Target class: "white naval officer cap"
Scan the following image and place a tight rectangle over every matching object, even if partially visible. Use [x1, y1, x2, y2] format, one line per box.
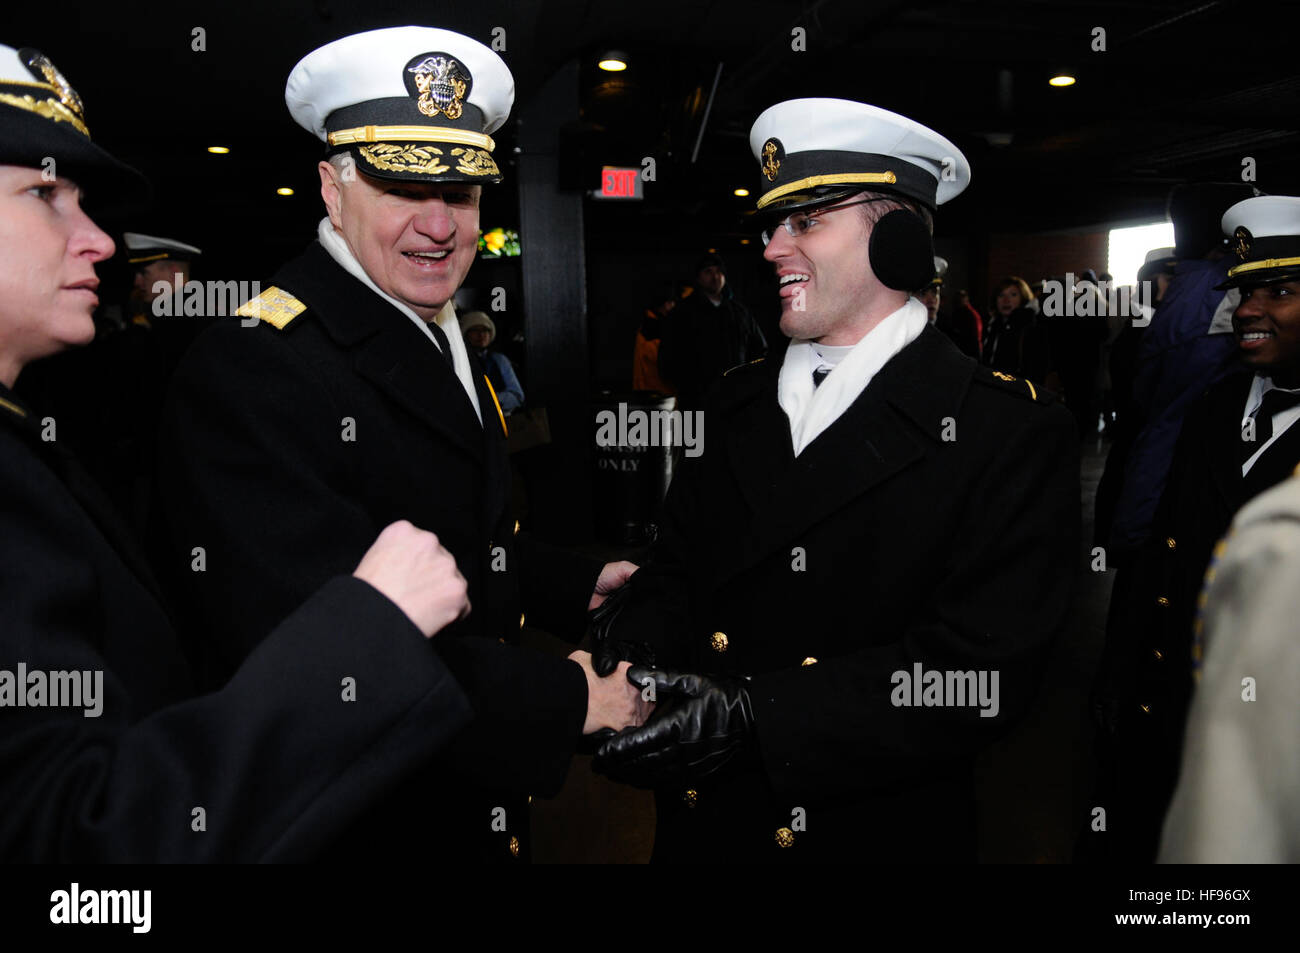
[1219, 195, 1300, 288]
[123, 232, 202, 265]
[748, 98, 971, 214]
[931, 256, 949, 285]
[285, 26, 514, 184]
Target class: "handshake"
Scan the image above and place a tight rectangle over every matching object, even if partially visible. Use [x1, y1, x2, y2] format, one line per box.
[354, 529, 758, 789]
[568, 587, 759, 789]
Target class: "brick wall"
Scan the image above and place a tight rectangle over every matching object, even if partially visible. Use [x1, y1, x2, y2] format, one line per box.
[983, 230, 1109, 309]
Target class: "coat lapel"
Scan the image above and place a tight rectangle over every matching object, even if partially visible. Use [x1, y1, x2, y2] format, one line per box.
[278, 243, 484, 462]
[716, 328, 970, 588]
[1244, 401, 1300, 500]
[723, 360, 794, 515]
[472, 357, 511, 528]
[1206, 372, 1254, 509]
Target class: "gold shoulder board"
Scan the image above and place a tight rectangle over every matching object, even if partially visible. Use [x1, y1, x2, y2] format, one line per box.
[987, 369, 1038, 401]
[235, 286, 306, 329]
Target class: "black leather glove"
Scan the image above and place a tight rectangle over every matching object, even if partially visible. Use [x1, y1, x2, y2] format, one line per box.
[593, 666, 757, 788]
[587, 583, 656, 677]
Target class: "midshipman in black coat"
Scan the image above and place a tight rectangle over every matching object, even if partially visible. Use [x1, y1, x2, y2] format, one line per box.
[593, 98, 1080, 861]
[1093, 193, 1300, 861]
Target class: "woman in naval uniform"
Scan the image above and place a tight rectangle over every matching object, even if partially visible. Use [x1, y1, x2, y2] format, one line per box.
[0, 43, 475, 862]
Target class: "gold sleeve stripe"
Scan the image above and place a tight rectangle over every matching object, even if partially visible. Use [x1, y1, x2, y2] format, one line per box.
[0, 395, 29, 418]
[1025, 380, 1038, 401]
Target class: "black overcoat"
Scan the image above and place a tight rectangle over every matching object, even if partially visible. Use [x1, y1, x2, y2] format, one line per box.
[1098, 369, 1300, 859]
[0, 385, 470, 861]
[611, 327, 1080, 862]
[158, 242, 600, 862]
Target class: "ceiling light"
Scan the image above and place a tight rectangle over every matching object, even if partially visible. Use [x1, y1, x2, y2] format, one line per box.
[598, 51, 628, 72]
[733, 188, 750, 197]
[1049, 74, 1076, 87]
[276, 187, 294, 196]
[207, 146, 230, 154]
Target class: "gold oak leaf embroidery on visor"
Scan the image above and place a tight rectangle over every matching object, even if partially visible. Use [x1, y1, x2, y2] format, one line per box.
[0, 92, 89, 136]
[451, 147, 499, 176]
[358, 144, 449, 175]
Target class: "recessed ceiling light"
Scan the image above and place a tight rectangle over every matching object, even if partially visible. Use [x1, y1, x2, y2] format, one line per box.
[1049, 74, 1076, 87]
[207, 146, 230, 154]
[276, 187, 294, 196]
[598, 51, 628, 72]
[733, 188, 750, 197]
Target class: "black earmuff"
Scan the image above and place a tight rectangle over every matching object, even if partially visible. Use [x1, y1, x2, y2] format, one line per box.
[868, 208, 936, 292]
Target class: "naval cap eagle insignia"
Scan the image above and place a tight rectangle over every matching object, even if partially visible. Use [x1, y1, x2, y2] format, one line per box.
[19, 48, 85, 119]
[405, 53, 470, 120]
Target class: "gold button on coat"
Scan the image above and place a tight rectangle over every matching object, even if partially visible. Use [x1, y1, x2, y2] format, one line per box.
[1165, 537, 1176, 550]
[801, 657, 818, 667]
[683, 789, 698, 807]
[508, 836, 520, 857]
[1155, 596, 1170, 607]
[1152, 649, 1163, 660]
[775, 827, 795, 848]
[710, 631, 728, 652]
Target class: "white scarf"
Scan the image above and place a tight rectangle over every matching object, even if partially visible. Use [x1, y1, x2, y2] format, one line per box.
[316, 217, 482, 423]
[778, 297, 927, 456]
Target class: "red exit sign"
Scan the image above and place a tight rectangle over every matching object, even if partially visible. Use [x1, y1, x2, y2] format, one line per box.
[595, 166, 643, 200]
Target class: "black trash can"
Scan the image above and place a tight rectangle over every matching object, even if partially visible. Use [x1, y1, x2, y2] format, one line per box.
[591, 391, 677, 544]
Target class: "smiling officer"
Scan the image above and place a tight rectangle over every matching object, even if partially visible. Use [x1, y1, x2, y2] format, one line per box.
[1096, 193, 1300, 862]
[592, 99, 1079, 862]
[158, 26, 646, 863]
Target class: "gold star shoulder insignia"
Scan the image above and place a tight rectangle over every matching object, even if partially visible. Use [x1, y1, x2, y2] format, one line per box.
[235, 286, 306, 329]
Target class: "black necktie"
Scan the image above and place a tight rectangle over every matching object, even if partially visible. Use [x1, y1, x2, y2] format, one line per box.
[1242, 388, 1300, 463]
[812, 367, 830, 389]
[427, 319, 456, 371]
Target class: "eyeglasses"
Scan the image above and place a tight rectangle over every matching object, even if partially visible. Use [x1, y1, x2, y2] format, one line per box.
[759, 196, 893, 246]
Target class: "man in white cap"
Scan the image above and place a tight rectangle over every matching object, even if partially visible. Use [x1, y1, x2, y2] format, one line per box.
[1098, 194, 1300, 862]
[916, 255, 946, 325]
[158, 26, 644, 863]
[123, 232, 202, 327]
[592, 99, 1079, 862]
